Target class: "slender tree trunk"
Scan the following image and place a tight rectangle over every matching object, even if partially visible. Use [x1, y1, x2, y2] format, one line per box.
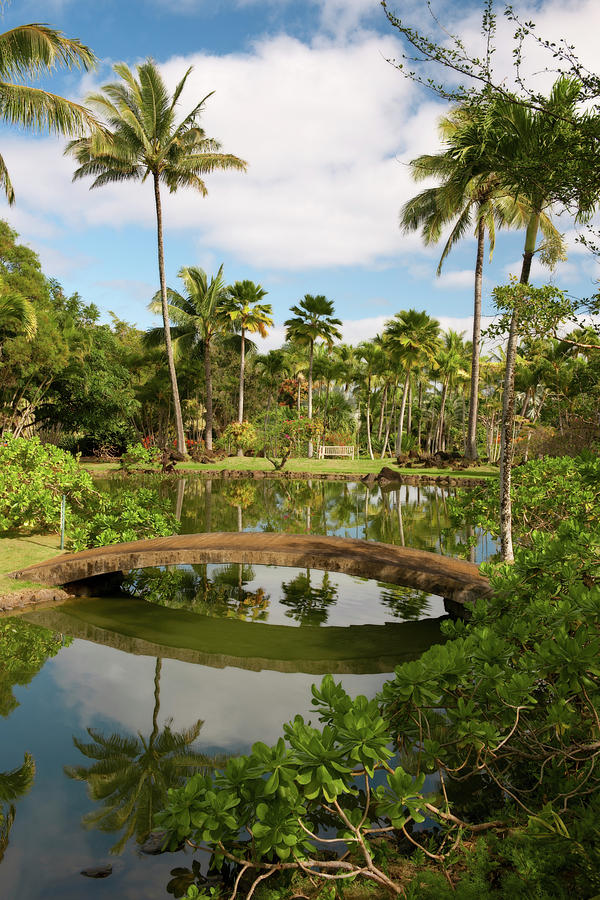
[395, 372, 410, 455]
[407, 378, 412, 440]
[308, 340, 314, 458]
[238, 326, 245, 423]
[237, 326, 246, 456]
[204, 337, 214, 451]
[435, 377, 449, 453]
[417, 379, 423, 451]
[466, 215, 485, 460]
[153, 174, 186, 457]
[366, 372, 374, 460]
[499, 212, 539, 562]
[377, 382, 387, 441]
[381, 380, 398, 458]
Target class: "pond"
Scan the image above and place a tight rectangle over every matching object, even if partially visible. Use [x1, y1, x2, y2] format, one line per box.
[0, 477, 491, 898]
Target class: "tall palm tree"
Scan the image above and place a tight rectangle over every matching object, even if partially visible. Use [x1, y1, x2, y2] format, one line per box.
[0, 24, 98, 204]
[284, 295, 342, 458]
[383, 309, 440, 455]
[146, 265, 232, 452]
[452, 79, 576, 559]
[66, 60, 247, 456]
[223, 280, 273, 427]
[400, 108, 558, 461]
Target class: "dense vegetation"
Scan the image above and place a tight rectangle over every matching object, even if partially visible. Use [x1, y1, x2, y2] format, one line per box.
[1, 3, 600, 897]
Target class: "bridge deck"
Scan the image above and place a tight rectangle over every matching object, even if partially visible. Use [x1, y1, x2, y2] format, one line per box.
[12, 532, 490, 606]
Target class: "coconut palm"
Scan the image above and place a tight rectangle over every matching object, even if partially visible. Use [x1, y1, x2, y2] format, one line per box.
[223, 280, 273, 429]
[400, 107, 560, 461]
[146, 265, 232, 451]
[0, 24, 98, 205]
[284, 295, 342, 458]
[452, 79, 576, 559]
[383, 310, 441, 455]
[66, 59, 246, 456]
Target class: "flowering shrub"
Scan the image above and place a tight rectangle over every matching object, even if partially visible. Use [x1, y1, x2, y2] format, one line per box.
[220, 421, 257, 453]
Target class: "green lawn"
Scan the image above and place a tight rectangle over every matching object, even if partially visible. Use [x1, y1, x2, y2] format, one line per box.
[0, 534, 64, 594]
[84, 456, 498, 478]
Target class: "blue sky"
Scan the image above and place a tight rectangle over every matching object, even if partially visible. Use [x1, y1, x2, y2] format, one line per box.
[1, 0, 599, 349]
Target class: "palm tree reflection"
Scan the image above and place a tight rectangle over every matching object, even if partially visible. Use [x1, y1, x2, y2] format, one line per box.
[65, 657, 224, 854]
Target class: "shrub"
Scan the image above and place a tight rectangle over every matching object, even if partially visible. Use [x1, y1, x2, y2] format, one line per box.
[0, 436, 94, 532]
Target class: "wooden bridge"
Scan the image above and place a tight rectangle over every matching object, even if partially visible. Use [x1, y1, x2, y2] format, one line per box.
[12, 532, 490, 607]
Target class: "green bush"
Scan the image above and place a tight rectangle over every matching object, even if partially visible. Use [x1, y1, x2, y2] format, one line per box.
[0, 435, 94, 531]
[68, 488, 178, 551]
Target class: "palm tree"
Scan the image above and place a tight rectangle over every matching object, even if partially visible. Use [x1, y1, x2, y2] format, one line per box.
[453, 79, 576, 559]
[383, 309, 441, 455]
[400, 107, 558, 461]
[146, 265, 232, 451]
[223, 280, 273, 430]
[0, 24, 98, 204]
[0, 286, 37, 348]
[254, 349, 291, 413]
[66, 59, 247, 456]
[284, 295, 342, 458]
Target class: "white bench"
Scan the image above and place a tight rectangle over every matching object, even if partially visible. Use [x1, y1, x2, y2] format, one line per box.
[318, 445, 355, 460]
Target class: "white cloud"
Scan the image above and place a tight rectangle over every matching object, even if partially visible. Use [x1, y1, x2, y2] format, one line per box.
[434, 269, 481, 290]
[0, 32, 447, 271]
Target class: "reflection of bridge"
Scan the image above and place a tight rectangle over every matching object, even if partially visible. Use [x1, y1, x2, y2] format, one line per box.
[13, 532, 490, 607]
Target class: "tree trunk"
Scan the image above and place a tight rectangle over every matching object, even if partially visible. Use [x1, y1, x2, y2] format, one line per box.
[153, 174, 186, 457]
[499, 212, 539, 562]
[204, 337, 214, 451]
[395, 372, 410, 455]
[381, 380, 398, 458]
[435, 377, 449, 453]
[366, 371, 374, 460]
[307, 339, 314, 458]
[237, 326, 246, 455]
[466, 215, 485, 460]
[377, 382, 388, 441]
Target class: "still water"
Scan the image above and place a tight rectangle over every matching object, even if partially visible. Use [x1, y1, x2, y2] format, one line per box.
[0, 477, 490, 898]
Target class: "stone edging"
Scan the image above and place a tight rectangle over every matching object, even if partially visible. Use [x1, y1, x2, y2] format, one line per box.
[0, 587, 73, 614]
[187, 468, 491, 487]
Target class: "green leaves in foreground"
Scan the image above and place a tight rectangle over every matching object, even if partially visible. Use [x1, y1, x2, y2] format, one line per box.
[157, 675, 428, 896]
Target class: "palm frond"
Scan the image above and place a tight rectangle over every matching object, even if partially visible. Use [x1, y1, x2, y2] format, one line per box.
[0, 25, 96, 79]
[0, 81, 101, 135]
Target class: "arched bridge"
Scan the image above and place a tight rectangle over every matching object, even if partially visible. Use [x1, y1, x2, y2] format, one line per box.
[12, 532, 490, 607]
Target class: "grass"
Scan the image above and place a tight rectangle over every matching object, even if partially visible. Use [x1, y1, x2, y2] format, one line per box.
[83, 456, 498, 478]
[0, 533, 63, 594]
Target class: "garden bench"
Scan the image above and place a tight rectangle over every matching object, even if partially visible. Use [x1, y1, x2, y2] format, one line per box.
[318, 445, 355, 460]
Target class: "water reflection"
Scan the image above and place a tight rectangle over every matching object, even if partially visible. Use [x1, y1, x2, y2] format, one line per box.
[122, 565, 271, 622]
[65, 657, 221, 854]
[0, 617, 65, 866]
[97, 476, 491, 562]
[280, 570, 338, 626]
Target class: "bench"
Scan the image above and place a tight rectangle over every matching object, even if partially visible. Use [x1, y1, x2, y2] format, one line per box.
[318, 445, 355, 460]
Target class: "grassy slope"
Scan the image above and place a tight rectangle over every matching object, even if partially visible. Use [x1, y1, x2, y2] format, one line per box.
[0, 534, 63, 593]
[83, 457, 498, 477]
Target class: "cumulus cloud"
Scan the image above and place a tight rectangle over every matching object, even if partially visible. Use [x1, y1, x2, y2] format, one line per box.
[0, 31, 447, 272]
